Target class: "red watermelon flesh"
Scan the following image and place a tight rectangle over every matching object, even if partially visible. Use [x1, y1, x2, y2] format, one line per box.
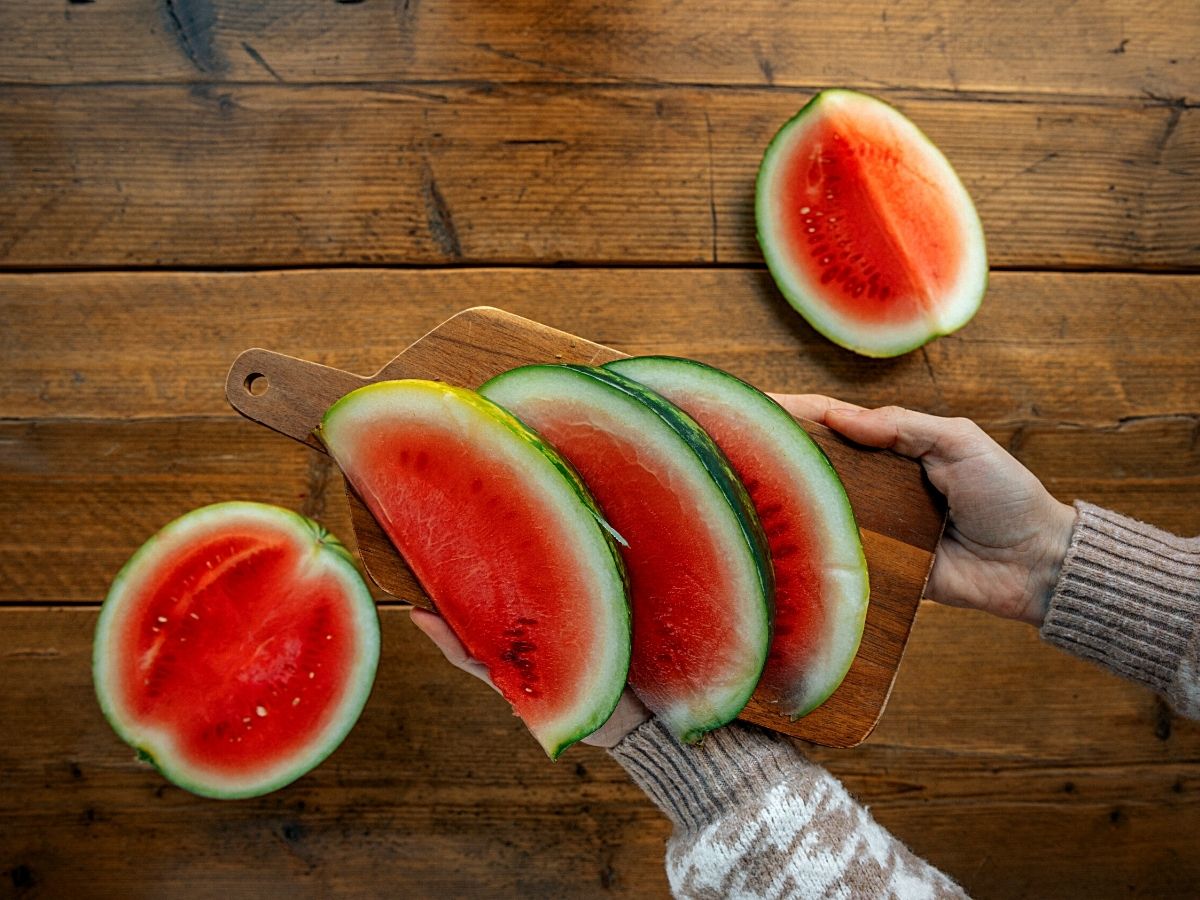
[757, 89, 987, 357]
[93, 502, 379, 799]
[319, 380, 630, 759]
[480, 364, 772, 743]
[606, 357, 869, 717]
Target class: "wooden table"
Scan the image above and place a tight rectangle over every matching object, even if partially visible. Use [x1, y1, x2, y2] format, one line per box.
[1, 3, 1197, 897]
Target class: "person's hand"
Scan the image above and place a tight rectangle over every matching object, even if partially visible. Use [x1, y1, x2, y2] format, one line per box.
[410, 607, 650, 748]
[772, 395, 1076, 626]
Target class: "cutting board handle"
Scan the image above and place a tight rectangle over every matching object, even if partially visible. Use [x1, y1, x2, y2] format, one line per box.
[225, 348, 368, 445]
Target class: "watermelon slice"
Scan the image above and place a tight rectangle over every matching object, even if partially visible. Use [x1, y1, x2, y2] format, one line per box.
[606, 357, 869, 717]
[93, 502, 380, 799]
[757, 89, 987, 357]
[319, 379, 630, 759]
[480, 364, 772, 743]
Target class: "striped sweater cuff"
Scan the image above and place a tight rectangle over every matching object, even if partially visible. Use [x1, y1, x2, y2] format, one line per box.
[1041, 501, 1200, 714]
[608, 718, 812, 832]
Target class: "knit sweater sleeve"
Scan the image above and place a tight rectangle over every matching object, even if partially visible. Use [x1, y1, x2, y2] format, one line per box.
[1040, 501, 1200, 718]
[609, 719, 967, 899]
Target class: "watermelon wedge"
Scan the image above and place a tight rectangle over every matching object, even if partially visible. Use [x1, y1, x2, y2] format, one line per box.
[757, 89, 987, 357]
[480, 364, 772, 743]
[93, 502, 380, 799]
[319, 380, 630, 759]
[606, 357, 869, 717]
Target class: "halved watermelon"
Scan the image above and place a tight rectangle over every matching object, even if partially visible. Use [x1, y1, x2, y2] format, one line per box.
[319, 379, 629, 759]
[480, 364, 772, 743]
[606, 357, 869, 717]
[757, 89, 987, 357]
[93, 502, 380, 799]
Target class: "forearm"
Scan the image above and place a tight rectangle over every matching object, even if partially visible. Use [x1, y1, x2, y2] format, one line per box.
[1041, 501, 1200, 718]
[610, 719, 966, 899]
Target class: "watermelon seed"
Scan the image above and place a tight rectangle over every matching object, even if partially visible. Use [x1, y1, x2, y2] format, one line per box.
[189, 613, 199, 620]
[325, 634, 333, 640]
[157, 616, 168, 623]
[800, 206, 810, 214]
[243, 716, 251, 724]
[292, 697, 300, 707]
[308, 671, 315, 679]
[256, 706, 268, 717]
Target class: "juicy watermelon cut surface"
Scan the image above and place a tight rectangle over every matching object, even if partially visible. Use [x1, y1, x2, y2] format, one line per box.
[757, 89, 987, 357]
[480, 364, 772, 743]
[93, 502, 380, 799]
[319, 380, 629, 759]
[606, 357, 869, 717]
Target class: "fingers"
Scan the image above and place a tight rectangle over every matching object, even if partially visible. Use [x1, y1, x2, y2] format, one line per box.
[767, 394, 985, 463]
[825, 406, 979, 461]
[410, 607, 496, 689]
[768, 393, 865, 423]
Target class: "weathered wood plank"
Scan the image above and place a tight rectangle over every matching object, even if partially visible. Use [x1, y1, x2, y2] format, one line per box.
[1, 605, 1195, 898]
[2, 410, 1196, 604]
[0, 0, 1195, 103]
[0, 419, 361, 604]
[3, 270, 1197, 426]
[0, 87, 1194, 269]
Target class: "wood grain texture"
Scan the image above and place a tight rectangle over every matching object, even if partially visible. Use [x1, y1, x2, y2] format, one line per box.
[1, 86, 1195, 269]
[4, 411, 1196, 603]
[1, 0, 1195, 102]
[1, 605, 1196, 899]
[4, 269, 1198, 426]
[226, 307, 945, 748]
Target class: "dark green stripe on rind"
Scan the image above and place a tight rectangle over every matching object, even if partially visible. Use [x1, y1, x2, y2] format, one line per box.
[480, 365, 773, 742]
[605, 356, 869, 717]
[320, 380, 630, 759]
[561, 365, 774, 613]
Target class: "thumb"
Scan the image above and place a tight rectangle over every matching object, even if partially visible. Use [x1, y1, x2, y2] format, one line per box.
[825, 406, 974, 461]
[410, 607, 497, 690]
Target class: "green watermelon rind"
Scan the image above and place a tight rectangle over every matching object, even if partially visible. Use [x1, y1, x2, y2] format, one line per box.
[756, 88, 989, 358]
[605, 356, 869, 718]
[480, 364, 773, 744]
[93, 501, 381, 800]
[320, 380, 631, 760]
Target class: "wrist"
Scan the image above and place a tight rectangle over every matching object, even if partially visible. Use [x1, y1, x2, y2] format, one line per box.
[1025, 499, 1076, 626]
[581, 691, 650, 749]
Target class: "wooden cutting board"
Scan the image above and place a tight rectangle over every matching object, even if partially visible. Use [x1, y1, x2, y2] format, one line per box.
[226, 306, 945, 748]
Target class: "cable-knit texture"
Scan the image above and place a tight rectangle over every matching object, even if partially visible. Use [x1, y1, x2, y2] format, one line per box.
[607, 504, 1200, 898]
[1041, 501, 1200, 717]
[610, 719, 967, 899]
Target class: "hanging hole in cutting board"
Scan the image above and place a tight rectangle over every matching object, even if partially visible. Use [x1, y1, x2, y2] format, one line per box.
[244, 373, 269, 396]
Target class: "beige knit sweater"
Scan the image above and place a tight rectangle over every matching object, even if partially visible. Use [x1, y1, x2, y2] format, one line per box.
[610, 502, 1200, 899]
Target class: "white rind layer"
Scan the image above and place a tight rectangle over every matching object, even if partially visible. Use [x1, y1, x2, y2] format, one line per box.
[93, 501, 380, 799]
[757, 89, 988, 358]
